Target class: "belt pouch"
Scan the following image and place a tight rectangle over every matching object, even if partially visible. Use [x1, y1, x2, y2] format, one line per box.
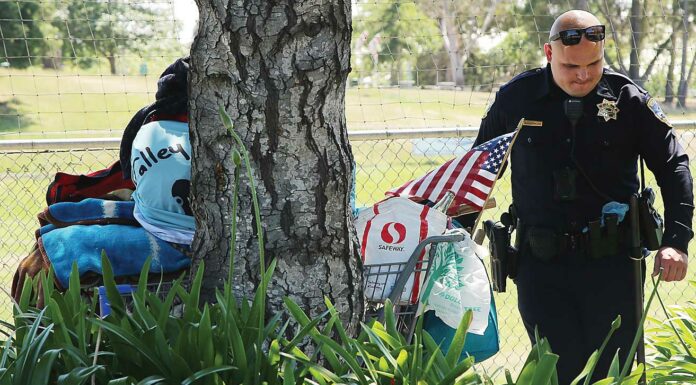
[527, 228, 559, 261]
[604, 213, 619, 256]
[588, 220, 602, 259]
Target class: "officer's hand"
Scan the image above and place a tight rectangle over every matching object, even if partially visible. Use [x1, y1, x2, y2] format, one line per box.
[652, 247, 688, 282]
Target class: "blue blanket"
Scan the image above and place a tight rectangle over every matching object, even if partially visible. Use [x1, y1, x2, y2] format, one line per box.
[42, 198, 137, 226]
[37, 199, 190, 288]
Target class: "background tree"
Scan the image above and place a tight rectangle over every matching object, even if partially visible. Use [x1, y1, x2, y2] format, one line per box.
[352, 2, 440, 85]
[189, 0, 363, 331]
[0, 1, 44, 69]
[665, 0, 680, 104]
[52, 0, 178, 74]
[594, 0, 678, 88]
[415, 0, 505, 86]
[675, 0, 696, 107]
[499, 0, 684, 94]
[36, 2, 64, 70]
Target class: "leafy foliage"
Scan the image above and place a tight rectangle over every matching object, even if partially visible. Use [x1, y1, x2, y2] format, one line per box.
[645, 280, 696, 384]
[0, 108, 688, 384]
[0, 2, 44, 68]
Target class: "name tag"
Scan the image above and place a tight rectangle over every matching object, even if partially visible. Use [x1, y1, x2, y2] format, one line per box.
[522, 119, 543, 127]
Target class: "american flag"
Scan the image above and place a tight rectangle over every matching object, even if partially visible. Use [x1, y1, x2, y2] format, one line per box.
[386, 132, 515, 215]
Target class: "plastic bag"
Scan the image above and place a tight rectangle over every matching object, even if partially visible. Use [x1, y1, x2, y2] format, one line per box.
[419, 228, 491, 334]
[356, 197, 447, 303]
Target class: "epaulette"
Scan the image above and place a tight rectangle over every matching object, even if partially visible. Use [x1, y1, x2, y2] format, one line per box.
[499, 67, 544, 93]
[602, 68, 648, 95]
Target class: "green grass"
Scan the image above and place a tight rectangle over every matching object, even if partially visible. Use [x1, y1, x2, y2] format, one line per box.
[4, 66, 696, 136]
[0, 68, 154, 138]
[1, 67, 696, 377]
[346, 86, 494, 130]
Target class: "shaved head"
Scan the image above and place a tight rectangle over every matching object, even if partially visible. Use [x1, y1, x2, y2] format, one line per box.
[544, 10, 604, 97]
[549, 10, 602, 42]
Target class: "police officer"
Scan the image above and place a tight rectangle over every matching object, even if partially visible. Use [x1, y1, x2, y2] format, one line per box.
[473, 10, 694, 384]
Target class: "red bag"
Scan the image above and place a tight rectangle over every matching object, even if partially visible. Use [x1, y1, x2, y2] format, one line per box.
[46, 161, 134, 205]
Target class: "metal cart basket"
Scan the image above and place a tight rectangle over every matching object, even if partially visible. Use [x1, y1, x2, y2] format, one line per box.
[363, 232, 465, 341]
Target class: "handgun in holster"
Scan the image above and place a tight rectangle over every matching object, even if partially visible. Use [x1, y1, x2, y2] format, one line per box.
[637, 187, 663, 251]
[484, 211, 519, 293]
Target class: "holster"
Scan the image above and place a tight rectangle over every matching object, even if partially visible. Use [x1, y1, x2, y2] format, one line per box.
[638, 187, 663, 251]
[484, 219, 519, 293]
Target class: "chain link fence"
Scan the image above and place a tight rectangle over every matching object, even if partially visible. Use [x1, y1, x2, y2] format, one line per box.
[2, 0, 696, 377]
[2, 123, 695, 375]
[352, 123, 696, 373]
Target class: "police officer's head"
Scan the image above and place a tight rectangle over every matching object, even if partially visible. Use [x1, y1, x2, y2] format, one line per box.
[544, 10, 604, 97]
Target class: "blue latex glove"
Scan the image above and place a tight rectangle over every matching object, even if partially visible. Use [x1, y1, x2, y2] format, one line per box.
[582, 201, 629, 232]
[601, 201, 629, 226]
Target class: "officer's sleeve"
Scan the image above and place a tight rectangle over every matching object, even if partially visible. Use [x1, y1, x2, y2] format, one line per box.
[472, 92, 509, 148]
[635, 91, 694, 254]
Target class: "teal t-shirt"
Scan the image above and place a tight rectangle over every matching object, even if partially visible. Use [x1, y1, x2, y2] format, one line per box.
[131, 120, 195, 243]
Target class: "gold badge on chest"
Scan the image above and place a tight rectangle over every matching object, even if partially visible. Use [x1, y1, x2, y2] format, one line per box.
[596, 98, 619, 122]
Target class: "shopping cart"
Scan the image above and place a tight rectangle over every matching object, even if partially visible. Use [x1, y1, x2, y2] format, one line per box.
[363, 232, 465, 342]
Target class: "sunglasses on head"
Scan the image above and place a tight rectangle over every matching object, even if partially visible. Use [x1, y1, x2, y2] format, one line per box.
[550, 25, 605, 45]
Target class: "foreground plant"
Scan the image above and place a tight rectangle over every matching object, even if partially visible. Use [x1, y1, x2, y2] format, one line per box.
[0, 106, 674, 384]
[644, 280, 696, 385]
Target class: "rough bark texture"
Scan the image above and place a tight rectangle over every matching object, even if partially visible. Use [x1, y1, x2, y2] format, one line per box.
[188, 0, 363, 333]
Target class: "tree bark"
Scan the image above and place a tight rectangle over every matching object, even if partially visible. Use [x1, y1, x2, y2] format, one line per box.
[189, 0, 363, 333]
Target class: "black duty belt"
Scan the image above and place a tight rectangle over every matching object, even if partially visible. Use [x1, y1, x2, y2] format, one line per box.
[523, 223, 631, 261]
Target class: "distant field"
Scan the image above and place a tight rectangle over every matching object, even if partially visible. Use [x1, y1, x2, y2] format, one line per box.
[0, 68, 493, 138]
[5, 67, 696, 139]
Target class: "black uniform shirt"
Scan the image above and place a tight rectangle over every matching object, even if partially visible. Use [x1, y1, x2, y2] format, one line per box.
[475, 64, 694, 253]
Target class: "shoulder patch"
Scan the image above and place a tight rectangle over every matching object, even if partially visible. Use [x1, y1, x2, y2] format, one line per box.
[646, 97, 672, 127]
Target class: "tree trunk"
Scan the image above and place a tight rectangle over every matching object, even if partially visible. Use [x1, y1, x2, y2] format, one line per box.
[439, 0, 464, 85]
[575, 0, 589, 10]
[629, 0, 643, 85]
[107, 55, 117, 75]
[665, 28, 677, 104]
[390, 60, 401, 85]
[677, 0, 689, 108]
[189, 0, 363, 333]
[665, 0, 680, 104]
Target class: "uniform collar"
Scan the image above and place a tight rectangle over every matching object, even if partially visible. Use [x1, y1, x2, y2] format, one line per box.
[594, 70, 617, 100]
[539, 64, 617, 101]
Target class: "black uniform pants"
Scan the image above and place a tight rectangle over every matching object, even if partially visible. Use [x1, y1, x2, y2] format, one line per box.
[515, 251, 644, 385]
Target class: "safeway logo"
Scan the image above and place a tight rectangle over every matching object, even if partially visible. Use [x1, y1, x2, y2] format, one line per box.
[380, 222, 407, 244]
